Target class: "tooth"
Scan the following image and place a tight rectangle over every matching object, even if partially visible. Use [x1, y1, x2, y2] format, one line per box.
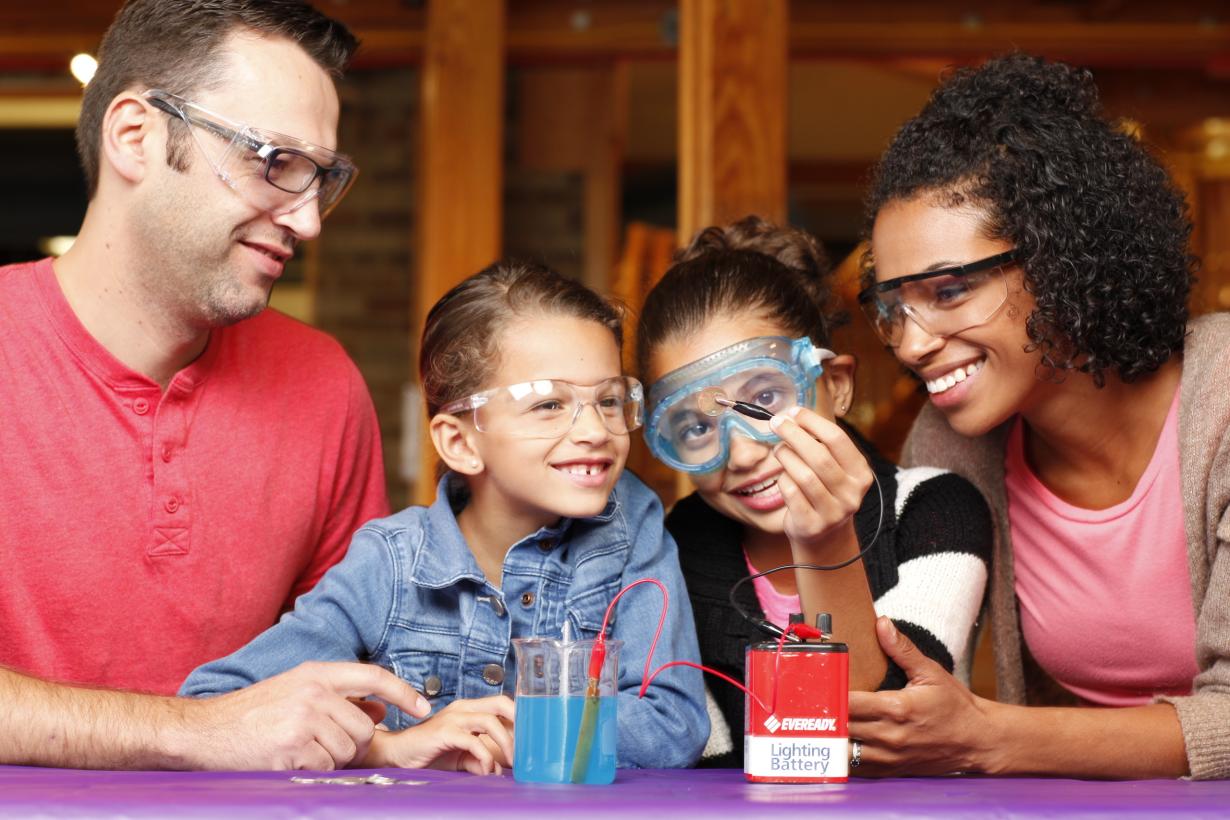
[954, 367, 966, 382]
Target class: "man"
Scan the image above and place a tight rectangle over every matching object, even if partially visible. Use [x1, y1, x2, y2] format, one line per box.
[0, 0, 429, 769]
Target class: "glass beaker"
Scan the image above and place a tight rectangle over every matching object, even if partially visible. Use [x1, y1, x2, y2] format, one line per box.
[511, 637, 621, 785]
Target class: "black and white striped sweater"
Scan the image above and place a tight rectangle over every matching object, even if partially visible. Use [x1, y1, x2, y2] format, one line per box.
[666, 428, 992, 767]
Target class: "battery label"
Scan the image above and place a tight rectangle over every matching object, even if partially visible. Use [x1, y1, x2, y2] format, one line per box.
[744, 736, 848, 778]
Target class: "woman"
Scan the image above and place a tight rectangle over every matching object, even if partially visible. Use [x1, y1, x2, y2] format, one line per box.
[637, 216, 991, 767]
[852, 53, 1229, 779]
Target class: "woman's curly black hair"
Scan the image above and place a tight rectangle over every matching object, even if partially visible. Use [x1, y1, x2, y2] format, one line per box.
[862, 53, 1196, 386]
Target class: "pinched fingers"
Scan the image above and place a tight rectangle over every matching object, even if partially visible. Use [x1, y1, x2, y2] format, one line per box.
[773, 444, 847, 521]
[772, 407, 872, 478]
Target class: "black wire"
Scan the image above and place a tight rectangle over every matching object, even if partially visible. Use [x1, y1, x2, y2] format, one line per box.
[727, 465, 885, 642]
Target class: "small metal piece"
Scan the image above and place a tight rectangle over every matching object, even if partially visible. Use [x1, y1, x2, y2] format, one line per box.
[482, 663, 505, 686]
[696, 387, 725, 416]
[816, 612, 834, 638]
[422, 674, 443, 697]
[520, 591, 535, 607]
[291, 774, 430, 786]
[478, 594, 507, 617]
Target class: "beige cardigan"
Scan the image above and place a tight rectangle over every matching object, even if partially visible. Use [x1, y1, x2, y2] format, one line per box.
[902, 313, 1230, 780]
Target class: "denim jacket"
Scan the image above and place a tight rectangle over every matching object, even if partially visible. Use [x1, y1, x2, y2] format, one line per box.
[182, 471, 708, 769]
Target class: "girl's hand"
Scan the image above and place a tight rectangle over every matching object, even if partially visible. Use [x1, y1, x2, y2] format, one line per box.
[359, 695, 516, 775]
[769, 407, 874, 557]
[847, 617, 995, 776]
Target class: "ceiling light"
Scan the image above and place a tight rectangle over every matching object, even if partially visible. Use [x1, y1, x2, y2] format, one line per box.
[70, 53, 98, 86]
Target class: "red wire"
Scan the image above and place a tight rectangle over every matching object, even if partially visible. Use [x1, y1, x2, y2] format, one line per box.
[597, 577, 774, 714]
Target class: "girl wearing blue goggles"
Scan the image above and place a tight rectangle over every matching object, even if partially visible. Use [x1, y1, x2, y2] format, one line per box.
[635, 217, 992, 771]
[645, 335, 835, 474]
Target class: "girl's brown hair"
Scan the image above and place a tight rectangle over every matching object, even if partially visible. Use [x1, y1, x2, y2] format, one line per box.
[419, 260, 623, 418]
[635, 215, 840, 381]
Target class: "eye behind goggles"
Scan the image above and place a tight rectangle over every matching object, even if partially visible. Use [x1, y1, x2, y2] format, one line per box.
[644, 336, 833, 474]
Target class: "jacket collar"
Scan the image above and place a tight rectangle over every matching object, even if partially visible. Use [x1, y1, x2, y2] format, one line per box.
[411, 473, 621, 589]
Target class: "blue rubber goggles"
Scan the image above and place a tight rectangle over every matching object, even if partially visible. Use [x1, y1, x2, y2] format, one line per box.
[645, 336, 834, 473]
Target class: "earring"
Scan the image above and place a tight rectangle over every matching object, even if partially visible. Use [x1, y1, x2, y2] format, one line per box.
[469, 459, 480, 469]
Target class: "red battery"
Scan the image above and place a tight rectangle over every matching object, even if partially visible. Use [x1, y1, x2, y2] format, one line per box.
[744, 638, 849, 783]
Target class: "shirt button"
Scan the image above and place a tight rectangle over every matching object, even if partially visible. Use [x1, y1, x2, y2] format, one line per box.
[520, 592, 535, 607]
[423, 675, 442, 697]
[482, 664, 504, 686]
[164, 496, 180, 513]
[538, 539, 555, 552]
[161, 444, 174, 463]
[133, 398, 150, 415]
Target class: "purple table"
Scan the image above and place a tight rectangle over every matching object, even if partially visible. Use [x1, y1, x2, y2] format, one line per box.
[1, 766, 1224, 818]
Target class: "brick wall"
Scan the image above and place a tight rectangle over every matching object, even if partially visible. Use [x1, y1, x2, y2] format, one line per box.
[313, 68, 587, 510]
[315, 68, 418, 509]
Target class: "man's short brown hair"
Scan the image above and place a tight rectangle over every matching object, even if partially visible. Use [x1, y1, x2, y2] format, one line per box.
[76, 0, 358, 197]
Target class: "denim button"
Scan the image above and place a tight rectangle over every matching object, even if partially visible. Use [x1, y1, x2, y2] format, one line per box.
[482, 664, 504, 686]
[538, 539, 554, 552]
[133, 398, 150, 415]
[423, 675, 442, 697]
[520, 592, 535, 607]
[490, 597, 506, 617]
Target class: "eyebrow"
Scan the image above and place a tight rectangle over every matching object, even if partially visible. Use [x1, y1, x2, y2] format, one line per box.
[918, 261, 964, 273]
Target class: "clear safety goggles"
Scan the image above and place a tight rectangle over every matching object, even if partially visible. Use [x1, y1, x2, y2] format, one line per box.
[144, 89, 357, 220]
[440, 377, 644, 439]
[857, 249, 1017, 347]
[645, 336, 834, 473]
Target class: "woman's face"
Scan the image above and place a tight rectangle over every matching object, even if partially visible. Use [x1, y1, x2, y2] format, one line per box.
[870, 196, 1043, 437]
[647, 312, 853, 535]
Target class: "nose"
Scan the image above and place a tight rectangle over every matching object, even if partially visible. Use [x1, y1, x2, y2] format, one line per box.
[568, 402, 612, 444]
[726, 428, 770, 472]
[894, 310, 945, 367]
[273, 196, 323, 241]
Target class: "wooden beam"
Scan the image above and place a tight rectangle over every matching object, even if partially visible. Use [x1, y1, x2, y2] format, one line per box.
[678, 0, 788, 239]
[515, 66, 627, 290]
[8, 2, 1230, 70]
[672, 0, 787, 502]
[413, 0, 506, 505]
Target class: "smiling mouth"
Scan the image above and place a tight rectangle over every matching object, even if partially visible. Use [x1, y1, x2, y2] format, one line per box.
[925, 358, 984, 395]
[554, 462, 609, 477]
[243, 242, 290, 262]
[734, 476, 779, 497]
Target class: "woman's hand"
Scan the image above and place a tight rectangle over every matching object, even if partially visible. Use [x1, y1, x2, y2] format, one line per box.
[769, 407, 874, 557]
[359, 694, 516, 775]
[848, 617, 997, 776]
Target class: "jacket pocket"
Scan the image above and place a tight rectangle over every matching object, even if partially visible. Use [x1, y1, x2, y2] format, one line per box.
[388, 649, 460, 728]
[565, 580, 622, 638]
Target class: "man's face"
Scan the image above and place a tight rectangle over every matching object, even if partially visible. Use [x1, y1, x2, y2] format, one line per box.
[134, 30, 341, 328]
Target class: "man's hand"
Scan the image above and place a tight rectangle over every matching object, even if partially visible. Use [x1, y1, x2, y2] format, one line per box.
[361, 695, 515, 775]
[847, 617, 994, 776]
[176, 662, 431, 771]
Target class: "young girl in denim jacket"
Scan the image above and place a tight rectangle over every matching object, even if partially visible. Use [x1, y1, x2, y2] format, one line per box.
[182, 261, 708, 773]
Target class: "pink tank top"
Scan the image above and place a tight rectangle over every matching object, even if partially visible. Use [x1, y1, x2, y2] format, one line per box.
[1005, 389, 1197, 705]
[746, 551, 801, 630]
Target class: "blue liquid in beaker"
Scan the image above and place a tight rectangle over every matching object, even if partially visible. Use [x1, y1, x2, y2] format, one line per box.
[513, 695, 617, 784]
